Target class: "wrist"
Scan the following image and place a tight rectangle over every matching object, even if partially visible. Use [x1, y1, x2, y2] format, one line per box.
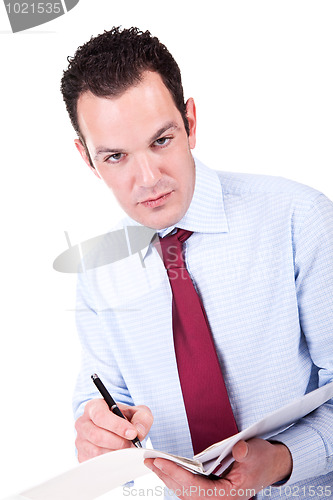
[269, 441, 293, 484]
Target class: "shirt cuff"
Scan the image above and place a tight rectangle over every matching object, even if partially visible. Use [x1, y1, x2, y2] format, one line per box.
[269, 422, 327, 486]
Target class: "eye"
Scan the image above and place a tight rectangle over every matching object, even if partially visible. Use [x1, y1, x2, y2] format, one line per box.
[105, 153, 125, 163]
[153, 136, 172, 147]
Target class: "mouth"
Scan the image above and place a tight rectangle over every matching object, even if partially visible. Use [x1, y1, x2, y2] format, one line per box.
[140, 191, 173, 208]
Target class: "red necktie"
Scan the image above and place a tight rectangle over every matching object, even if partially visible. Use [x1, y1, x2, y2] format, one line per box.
[158, 229, 238, 455]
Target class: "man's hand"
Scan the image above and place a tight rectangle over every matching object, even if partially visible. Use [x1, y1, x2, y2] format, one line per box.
[75, 398, 153, 462]
[145, 438, 292, 499]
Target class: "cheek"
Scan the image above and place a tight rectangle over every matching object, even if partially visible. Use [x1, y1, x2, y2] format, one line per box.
[179, 166, 195, 191]
[97, 167, 128, 193]
[108, 179, 133, 208]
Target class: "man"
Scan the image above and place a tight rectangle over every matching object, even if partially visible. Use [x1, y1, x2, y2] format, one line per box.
[60, 27, 333, 499]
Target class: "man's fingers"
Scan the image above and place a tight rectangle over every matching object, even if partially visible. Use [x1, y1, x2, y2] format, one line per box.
[232, 440, 249, 462]
[144, 459, 189, 495]
[127, 404, 154, 440]
[87, 399, 138, 440]
[76, 418, 133, 450]
[76, 399, 154, 463]
[146, 458, 216, 490]
[86, 400, 153, 441]
[152, 458, 197, 488]
[144, 459, 234, 500]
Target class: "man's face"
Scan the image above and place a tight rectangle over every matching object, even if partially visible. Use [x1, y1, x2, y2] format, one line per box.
[75, 71, 197, 230]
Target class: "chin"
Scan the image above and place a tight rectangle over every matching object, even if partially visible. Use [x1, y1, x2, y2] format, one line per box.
[148, 216, 182, 231]
[133, 205, 186, 231]
[134, 215, 172, 231]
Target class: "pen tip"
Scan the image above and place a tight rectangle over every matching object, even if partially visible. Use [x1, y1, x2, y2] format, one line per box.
[91, 373, 98, 380]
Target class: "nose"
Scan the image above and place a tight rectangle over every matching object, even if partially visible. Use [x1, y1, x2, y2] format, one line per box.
[135, 154, 162, 188]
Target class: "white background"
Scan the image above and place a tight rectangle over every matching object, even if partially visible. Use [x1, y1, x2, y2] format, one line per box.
[0, 1, 332, 498]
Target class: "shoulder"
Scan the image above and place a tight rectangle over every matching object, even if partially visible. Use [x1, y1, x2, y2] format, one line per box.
[215, 170, 322, 204]
[213, 170, 333, 242]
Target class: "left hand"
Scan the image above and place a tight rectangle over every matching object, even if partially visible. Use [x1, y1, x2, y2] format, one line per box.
[144, 438, 292, 499]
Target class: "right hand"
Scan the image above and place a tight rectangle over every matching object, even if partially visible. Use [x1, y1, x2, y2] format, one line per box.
[75, 398, 154, 462]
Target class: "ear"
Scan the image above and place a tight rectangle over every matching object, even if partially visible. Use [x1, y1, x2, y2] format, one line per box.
[185, 98, 197, 149]
[74, 139, 101, 179]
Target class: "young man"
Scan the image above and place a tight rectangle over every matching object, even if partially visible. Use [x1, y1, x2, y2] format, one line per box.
[61, 27, 333, 499]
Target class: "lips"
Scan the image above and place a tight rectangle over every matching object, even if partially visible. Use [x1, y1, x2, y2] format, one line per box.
[140, 191, 173, 208]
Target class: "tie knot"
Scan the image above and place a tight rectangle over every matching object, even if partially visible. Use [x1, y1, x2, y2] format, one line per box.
[158, 229, 193, 269]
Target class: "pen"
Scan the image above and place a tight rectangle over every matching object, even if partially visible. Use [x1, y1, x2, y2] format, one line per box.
[91, 373, 142, 448]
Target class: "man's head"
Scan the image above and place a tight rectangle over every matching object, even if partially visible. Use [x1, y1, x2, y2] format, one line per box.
[61, 27, 197, 230]
[61, 27, 190, 145]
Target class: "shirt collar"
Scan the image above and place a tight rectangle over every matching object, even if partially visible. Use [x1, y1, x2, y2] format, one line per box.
[122, 158, 229, 258]
[159, 158, 229, 237]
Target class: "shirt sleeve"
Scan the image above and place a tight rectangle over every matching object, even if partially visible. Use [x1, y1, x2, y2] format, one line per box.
[73, 270, 134, 422]
[270, 193, 333, 485]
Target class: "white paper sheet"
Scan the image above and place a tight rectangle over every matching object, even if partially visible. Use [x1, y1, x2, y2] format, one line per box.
[21, 449, 149, 500]
[8, 448, 201, 500]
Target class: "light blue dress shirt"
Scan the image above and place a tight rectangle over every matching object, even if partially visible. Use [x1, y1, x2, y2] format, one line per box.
[73, 159, 333, 499]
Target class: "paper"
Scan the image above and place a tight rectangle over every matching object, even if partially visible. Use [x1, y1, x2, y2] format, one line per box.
[21, 449, 149, 500]
[13, 448, 202, 500]
[3, 382, 333, 500]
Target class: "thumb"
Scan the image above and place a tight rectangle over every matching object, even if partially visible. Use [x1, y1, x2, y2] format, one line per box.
[127, 405, 154, 441]
[232, 440, 249, 463]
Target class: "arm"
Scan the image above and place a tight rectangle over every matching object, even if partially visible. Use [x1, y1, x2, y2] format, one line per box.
[267, 193, 333, 485]
[73, 271, 153, 461]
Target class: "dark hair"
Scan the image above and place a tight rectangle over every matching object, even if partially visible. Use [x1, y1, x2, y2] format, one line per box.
[60, 26, 189, 140]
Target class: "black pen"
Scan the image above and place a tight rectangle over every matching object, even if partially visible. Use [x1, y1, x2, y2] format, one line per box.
[91, 373, 142, 448]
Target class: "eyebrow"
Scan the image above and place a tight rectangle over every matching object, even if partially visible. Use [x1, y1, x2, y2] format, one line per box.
[93, 121, 179, 161]
[148, 121, 178, 144]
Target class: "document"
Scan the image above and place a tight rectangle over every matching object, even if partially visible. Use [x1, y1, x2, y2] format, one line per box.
[3, 382, 333, 500]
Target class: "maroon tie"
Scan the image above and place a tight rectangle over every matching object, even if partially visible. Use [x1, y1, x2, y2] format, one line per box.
[158, 229, 238, 455]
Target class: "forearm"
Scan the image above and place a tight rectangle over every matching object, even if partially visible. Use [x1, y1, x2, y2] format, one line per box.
[268, 403, 333, 485]
[74, 273, 134, 422]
